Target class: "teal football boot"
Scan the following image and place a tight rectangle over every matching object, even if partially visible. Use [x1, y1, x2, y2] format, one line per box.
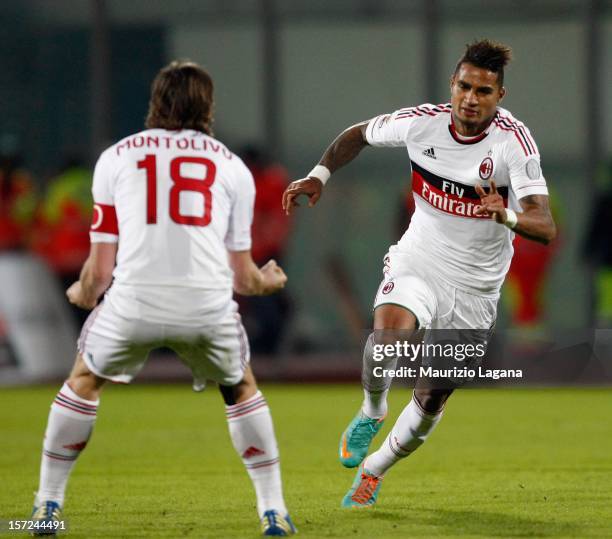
[339, 411, 385, 468]
[341, 462, 384, 508]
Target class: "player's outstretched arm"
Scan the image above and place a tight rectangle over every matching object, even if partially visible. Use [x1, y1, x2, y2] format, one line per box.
[66, 242, 118, 309]
[513, 194, 557, 244]
[229, 250, 287, 296]
[282, 121, 369, 215]
[474, 180, 556, 244]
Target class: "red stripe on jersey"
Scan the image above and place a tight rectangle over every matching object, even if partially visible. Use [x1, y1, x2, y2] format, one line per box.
[525, 130, 536, 153]
[91, 203, 118, 234]
[512, 126, 533, 154]
[448, 121, 489, 145]
[412, 170, 507, 219]
[493, 120, 529, 156]
[397, 104, 451, 119]
[432, 104, 452, 113]
[397, 106, 420, 115]
[517, 126, 536, 154]
[495, 117, 530, 150]
[417, 106, 436, 116]
[495, 115, 536, 155]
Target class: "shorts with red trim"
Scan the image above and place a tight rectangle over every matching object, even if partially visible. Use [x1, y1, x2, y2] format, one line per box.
[373, 249, 499, 385]
[373, 248, 499, 331]
[78, 299, 249, 385]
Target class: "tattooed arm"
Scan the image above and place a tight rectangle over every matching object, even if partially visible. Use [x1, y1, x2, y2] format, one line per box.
[282, 122, 369, 215]
[475, 182, 556, 245]
[514, 194, 557, 244]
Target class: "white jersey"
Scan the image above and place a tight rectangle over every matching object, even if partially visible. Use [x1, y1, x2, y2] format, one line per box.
[366, 103, 549, 295]
[89, 128, 254, 325]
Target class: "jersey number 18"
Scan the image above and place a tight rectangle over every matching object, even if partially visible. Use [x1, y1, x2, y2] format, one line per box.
[137, 154, 216, 227]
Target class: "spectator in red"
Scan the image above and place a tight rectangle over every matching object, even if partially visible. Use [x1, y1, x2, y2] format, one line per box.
[0, 152, 37, 251]
[30, 157, 93, 325]
[239, 146, 293, 355]
[506, 189, 561, 328]
[0, 149, 37, 366]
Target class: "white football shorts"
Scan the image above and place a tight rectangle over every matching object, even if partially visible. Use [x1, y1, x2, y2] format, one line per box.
[373, 248, 499, 331]
[77, 299, 249, 386]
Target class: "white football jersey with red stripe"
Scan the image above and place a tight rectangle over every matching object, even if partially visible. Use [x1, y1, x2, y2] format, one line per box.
[89, 128, 254, 324]
[366, 104, 548, 295]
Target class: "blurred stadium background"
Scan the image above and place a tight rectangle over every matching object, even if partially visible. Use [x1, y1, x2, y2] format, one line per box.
[0, 0, 611, 380]
[1, 2, 611, 538]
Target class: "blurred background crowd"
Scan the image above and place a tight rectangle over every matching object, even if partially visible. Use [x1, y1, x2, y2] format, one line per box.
[0, 0, 611, 381]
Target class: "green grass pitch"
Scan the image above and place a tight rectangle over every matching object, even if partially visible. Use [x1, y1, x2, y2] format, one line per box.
[1, 384, 611, 538]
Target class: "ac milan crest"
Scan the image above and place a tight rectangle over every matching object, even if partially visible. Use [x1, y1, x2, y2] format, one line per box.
[479, 157, 494, 180]
[382, 281, 394, 295]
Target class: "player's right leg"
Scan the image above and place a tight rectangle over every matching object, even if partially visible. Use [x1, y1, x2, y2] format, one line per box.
[339, 304, 417, 468]
[219, 366, 296, 537]
[32, 353, 106, 534]
[176, 307, 295, 535]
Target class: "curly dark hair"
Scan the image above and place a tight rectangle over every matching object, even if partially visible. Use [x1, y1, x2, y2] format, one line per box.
[454, 39, 512, 85]
[145, 60, 214, 135]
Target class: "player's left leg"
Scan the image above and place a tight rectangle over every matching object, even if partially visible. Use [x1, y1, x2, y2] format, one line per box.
[32, 354, 106, 533]
[219, 366, 296, 537]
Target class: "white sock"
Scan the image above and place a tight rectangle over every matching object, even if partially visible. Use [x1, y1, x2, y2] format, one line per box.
[225, 391, 287, 518]
[365, 395, 442, 476]
[362, 388, 388, 419]
[36, 382, 98, 506]
[360, 333, 395, 419]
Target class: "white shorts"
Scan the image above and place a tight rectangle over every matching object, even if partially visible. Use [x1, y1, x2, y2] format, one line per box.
[373, 249, 498, 331]
[77, 300, 249, 385]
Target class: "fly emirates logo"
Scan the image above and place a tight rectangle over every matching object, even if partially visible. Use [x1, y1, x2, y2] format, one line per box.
[411, 161, 507, 219]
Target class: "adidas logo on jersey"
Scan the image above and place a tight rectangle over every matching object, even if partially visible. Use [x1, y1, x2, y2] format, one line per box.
[422, 147, 437, 159]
